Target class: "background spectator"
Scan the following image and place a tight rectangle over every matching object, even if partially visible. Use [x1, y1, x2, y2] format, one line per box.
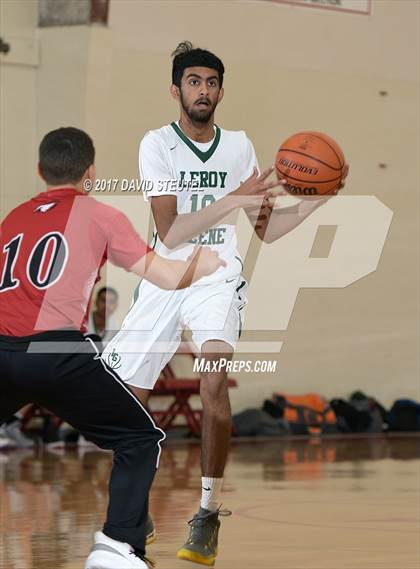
[88, 287, 119, 347]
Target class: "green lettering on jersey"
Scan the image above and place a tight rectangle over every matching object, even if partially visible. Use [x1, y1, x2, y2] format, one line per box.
[202, 195, 215, 209]
[199, 171, 209, 187]
[188, 227, 226, 245]
[215, 227, 226, 243]
[190, 194, 215, 212]
[190, 171, 200, 184]
[190, 194, 199, 213]
[206, 228, 218, 245]
[208, 171, 218, 188]
[181, 171, 227, 189]
[206, 227, 226, 245]
[188, 193, 227, 245]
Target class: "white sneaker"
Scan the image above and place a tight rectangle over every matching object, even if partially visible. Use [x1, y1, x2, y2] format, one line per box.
[4, 421, 35, 448]
[85, 532, 149, 569]
[78, 433, 96, 447]
[0, 426, 16, 449]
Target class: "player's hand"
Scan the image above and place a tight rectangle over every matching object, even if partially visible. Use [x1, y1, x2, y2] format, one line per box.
[325, 163, 349, 196]
[231, 167, 282, 209]
[188, 246, 227, 277]
[339, 163, 349, 190]
[264, 175, 293, 204]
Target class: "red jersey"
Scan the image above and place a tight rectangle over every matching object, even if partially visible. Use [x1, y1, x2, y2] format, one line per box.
[0, 188, 150, 336]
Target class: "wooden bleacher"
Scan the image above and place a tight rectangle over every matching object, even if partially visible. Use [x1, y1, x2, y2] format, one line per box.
[149, 347, 237, 437]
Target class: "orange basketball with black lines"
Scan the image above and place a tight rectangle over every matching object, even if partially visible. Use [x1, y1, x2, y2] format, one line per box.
[275, 132, 348, 196]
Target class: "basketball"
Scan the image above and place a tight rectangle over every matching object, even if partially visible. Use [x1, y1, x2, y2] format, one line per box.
[275, 131, 348, 196]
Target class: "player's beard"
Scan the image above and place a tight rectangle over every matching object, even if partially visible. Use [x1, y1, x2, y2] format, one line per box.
[180, 91, 218, 124]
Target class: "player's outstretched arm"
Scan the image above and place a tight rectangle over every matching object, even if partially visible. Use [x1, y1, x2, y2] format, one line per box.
[256, 196, 328, 243]
[243, 195, 276, 242]
[247, 179, 342, 243]
[150, 168, 278, 249]
[129, 247, 226, 289]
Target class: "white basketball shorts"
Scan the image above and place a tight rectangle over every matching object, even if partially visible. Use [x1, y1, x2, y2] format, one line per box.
[102, 276, 247, 389]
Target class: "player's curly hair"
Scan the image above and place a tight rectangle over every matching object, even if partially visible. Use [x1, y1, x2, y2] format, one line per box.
[171, 41, 225, 88]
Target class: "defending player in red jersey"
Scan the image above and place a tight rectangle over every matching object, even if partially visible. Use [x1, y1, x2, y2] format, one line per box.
[0, 127, 224, 569]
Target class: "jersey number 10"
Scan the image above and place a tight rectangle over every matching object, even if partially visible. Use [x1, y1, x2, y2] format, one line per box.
[190, 194, 216, 212]
[0, 232, 68, 292]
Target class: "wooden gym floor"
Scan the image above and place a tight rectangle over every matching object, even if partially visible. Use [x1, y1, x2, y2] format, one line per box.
[0, 435, 419, 569]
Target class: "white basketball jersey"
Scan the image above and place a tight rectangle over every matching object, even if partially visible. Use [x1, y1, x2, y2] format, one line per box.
[139, 121, 258, 286]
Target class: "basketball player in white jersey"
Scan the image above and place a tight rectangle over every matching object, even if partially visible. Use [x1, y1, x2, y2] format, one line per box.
[104, 42, 337, 565]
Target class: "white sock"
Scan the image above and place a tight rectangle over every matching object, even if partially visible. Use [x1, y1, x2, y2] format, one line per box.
[200, 477, 223, 512]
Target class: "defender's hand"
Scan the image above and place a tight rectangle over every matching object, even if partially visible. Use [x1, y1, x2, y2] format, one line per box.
[188, 246, 227, 277]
